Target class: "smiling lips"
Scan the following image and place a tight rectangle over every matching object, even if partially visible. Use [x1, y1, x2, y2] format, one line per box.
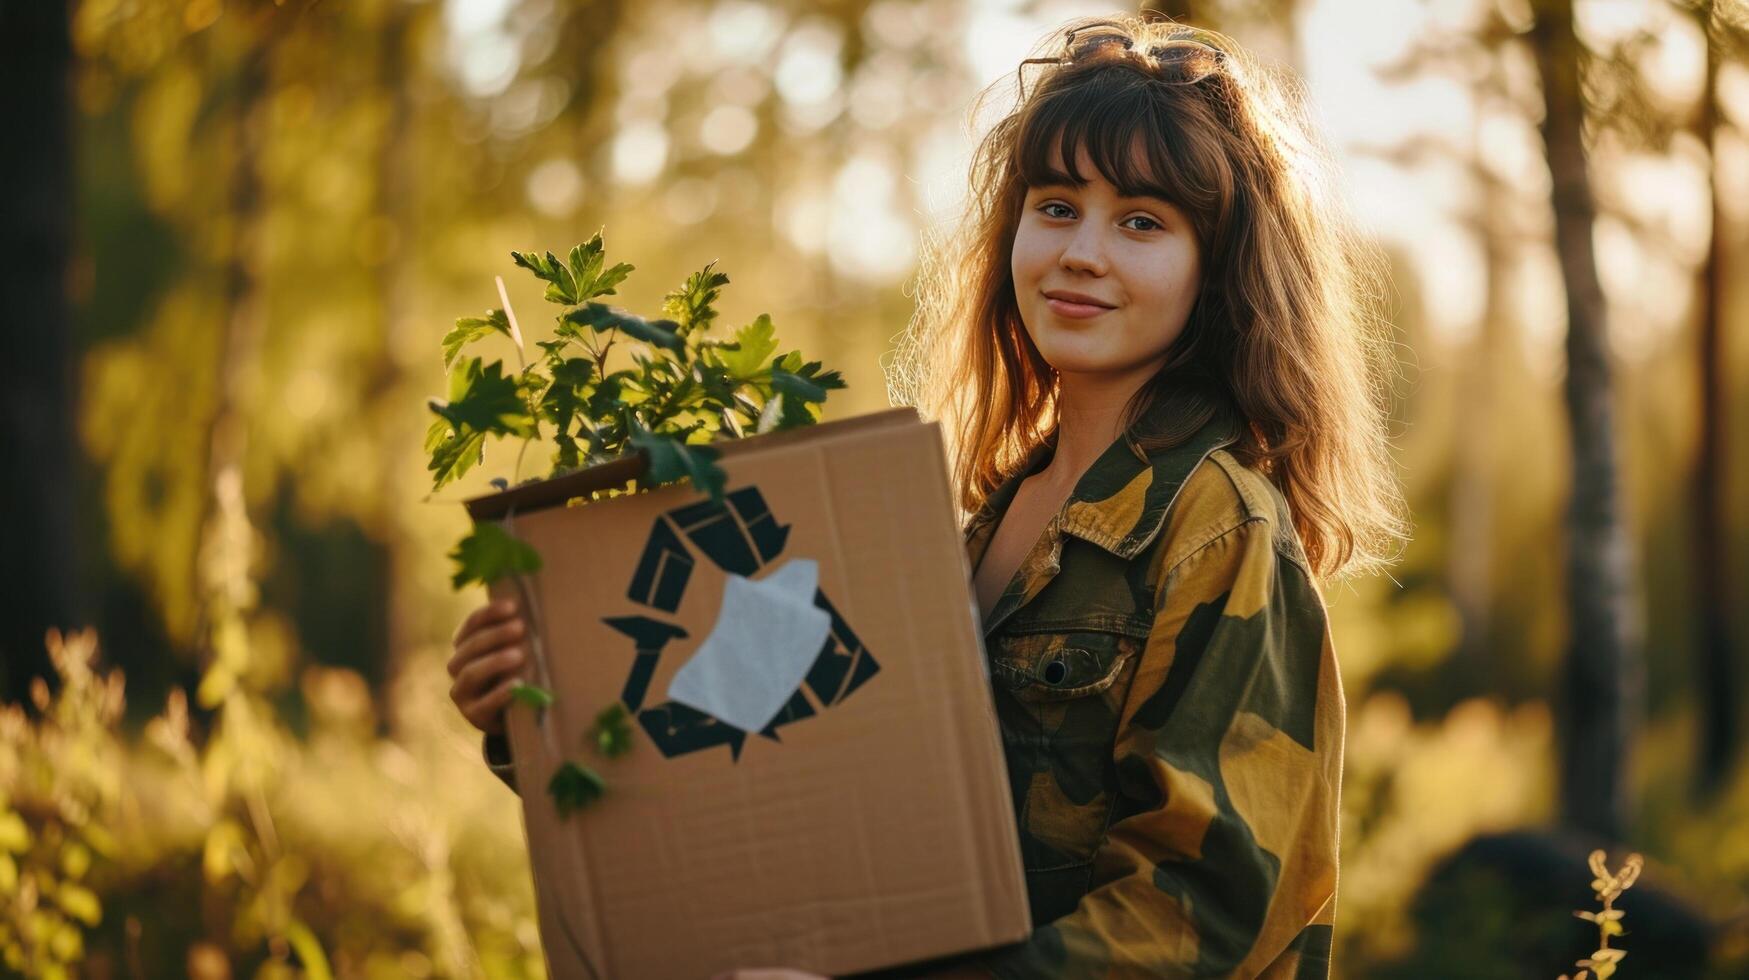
[1043, 289, 1116, 319]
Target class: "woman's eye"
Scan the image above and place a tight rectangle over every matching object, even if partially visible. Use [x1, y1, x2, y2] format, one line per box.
[1033, 204, 1163, 229]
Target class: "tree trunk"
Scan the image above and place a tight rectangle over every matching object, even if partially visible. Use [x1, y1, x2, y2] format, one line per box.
[1529, 0, 1642, 841]
[1449, 90, 1518, 671]
[1691, 0, 1734, 797]
[377, 3, 433, 732]
[193, 13, 275, 683]
[0, 0, 81, 706]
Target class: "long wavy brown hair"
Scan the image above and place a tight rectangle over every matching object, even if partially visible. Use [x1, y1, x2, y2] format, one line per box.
[889, 14, 1409, 582]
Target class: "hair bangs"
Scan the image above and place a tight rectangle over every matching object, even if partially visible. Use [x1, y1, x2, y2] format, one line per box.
[1013, 71, 1213, 225]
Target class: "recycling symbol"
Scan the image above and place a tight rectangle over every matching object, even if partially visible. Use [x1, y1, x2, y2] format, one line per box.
[604, 486, 881, 761]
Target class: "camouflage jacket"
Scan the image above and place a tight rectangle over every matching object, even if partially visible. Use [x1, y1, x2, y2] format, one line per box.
[963, 400, 1343, 980]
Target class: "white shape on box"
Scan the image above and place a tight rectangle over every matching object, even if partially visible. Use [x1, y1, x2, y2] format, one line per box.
[664, 558, 830, 733]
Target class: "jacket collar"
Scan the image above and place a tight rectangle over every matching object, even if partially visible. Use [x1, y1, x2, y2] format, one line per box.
[965, 391, 1244, 567]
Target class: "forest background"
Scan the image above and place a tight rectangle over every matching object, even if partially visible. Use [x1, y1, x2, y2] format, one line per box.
[3, 0, 1748, 976]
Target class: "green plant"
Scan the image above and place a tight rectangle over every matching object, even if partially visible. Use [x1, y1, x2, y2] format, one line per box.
[425, 232, 845, 514]
[539, 705, 635, 817]
[1558, 849, 1644, 980]
[427, 234, 848, 818]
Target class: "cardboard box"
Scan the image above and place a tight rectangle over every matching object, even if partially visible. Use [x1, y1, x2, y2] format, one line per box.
[464, 407, 1030, 979]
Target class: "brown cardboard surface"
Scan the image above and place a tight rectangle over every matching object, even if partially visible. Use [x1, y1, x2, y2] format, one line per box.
[476, 410, 1030, 979]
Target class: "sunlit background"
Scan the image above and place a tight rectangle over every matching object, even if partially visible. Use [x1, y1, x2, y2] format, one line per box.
[4, 0, 1748, 975]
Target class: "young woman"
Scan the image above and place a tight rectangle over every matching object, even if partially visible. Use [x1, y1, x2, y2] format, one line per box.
[449, 14, 1407, 978]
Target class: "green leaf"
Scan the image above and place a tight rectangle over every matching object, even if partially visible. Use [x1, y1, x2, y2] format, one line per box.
[428, 429, 487, 489]
[567, 239, 603, 293]
[590, 261, 634, 299]
[561, 232, 635, 302]
[780, 393, 819, 428]
[449, 522, 543, 590]
[538, 356, 593, 470]
[629, 426, 726, 502]
[767, 358, 846, 430]
[424, 417, 454, 454]
[779, 357, 846, 395]
[717, 314, 778, 380]
[441, 308, 512, 368]
[662, 262, 731, 334]
[592, 703, 633, 758]
[430, 357, 538, 438]
[427, 359, 513, 489]
[510, 682, 554, 710]
[550, 431, 583, 471]
[621, 316, 686, 353]
[546, 356, 593, 390]
[648, 373, 703, 426]
[564, 303, 684, 353]
[585, 372, 626, 414]
[512, 249, 580, 305]
[545, 250, 579, 303]
[771, 367, 828, 404]
[548, 761, 607, 817]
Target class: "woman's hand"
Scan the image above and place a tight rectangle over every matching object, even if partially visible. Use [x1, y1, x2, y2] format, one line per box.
[448, 598, 528, 737]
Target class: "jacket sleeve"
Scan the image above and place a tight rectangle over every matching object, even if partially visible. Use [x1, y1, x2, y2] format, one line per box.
[483, 732, 520, 794]
[976, 517, 1344, 979]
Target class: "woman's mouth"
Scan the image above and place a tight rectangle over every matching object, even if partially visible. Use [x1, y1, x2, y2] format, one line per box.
[1044, 295, 1114, 319]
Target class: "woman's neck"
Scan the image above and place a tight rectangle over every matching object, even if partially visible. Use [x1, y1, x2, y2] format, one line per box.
[1040, 366, 1157, 488]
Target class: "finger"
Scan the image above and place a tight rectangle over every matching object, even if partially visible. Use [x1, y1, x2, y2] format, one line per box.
[465, 673, 521, 732]
[447, 616, 527, 678]
[451, 598, 517, 648]
[452, 617, 526, 674]
[451, 645, 526, 703]
[468, 673, 521, 725]
[452, 644, 525, 704]
[451, 602, 496, 647]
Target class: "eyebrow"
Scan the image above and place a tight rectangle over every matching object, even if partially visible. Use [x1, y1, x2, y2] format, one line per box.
[1028, 178, 1179, 209]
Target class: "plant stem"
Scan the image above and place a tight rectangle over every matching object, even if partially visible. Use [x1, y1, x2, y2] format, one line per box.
[494, 275, 539, 485]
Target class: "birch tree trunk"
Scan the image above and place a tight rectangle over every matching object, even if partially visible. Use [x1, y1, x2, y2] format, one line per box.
[1691, 0, 1734, 797]
[1529, 0, 1642, 841]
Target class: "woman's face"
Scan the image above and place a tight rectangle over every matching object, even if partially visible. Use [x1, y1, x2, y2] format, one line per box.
[1010, 143, 1202, 388]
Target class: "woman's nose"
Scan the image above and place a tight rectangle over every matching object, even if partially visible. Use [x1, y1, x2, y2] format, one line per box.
[1058, 225, 1108, 276]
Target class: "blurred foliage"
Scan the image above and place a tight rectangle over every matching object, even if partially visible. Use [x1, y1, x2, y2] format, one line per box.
[2, 626, 547, 977]
[17, 0, 1749, 974]
[1333, 693, 1557, 968]
[0, 632, 119, 978]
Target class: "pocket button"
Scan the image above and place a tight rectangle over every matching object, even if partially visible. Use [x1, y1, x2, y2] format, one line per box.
[1041, 658, 1068, 685]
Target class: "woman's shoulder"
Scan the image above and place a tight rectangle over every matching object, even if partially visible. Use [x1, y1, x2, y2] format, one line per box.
[1156, 447, 1310, 576]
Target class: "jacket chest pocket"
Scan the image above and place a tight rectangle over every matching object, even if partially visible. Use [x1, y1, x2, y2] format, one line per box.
[989, 627, 1145, 871]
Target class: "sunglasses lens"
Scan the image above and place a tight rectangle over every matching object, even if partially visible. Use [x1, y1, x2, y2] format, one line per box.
[1068, 32, 1130, 59]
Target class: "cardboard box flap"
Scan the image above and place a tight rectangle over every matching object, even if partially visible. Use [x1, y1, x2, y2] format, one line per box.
[463, 406, 921, 522]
